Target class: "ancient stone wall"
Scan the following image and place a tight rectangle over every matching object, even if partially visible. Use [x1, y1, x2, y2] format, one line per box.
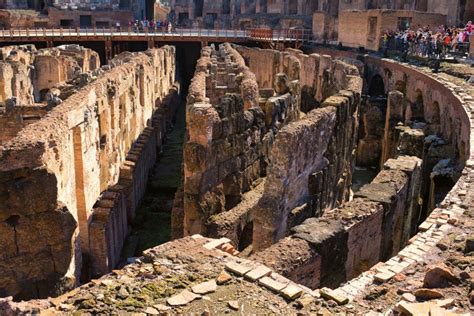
[366, 58, 468, 217]
[33, 45, 100, 101]
[89, 87, 180, 278]
[183, 43, 299, 238]
[169, 0, 313, 29]
[252, 154, 421, 289]
[338, 10, 447, 51]
[0, 46, 36, 107]
[192, 46, 363, 252]
[250, 48, 470, 293]
[0, 46, 177, 299]
[252, 90, 362, 252]
[314, 46, 469, 214]
[0, 45, 101, 146]
[0, 45, 100, 105]
[235, 46, 361, 113]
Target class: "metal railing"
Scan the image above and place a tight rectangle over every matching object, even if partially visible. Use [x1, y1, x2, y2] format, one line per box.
[0, 27, 313, 43]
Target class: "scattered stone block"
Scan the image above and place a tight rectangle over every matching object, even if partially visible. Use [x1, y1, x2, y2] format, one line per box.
[216, 270, 232, 285]
[153, 304, 171, 311]
[402, 293, 416, 302]
[419, 222, 433, 232]
[423, 264, 459, 288]
[295, 294, 315, 308]
[429, 306, 447, 316]
[414, 288, 444, 300]
[204, 237, 231, 250]
[227, 300, 239, 310]
[167, 290, 200, 306]
[435, 298, 454, 308]
[396, 302, 432, 315]
[143, 307, 159, 315]
[191, 280, 217, 295]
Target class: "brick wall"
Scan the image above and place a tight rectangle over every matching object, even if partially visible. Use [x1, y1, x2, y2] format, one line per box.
[47, 7, 133, 28]
[0, 46, 177, 299]
[183, 43, 300, 238]
[338, 10, 446, 51]
[252, 155, 420, 289]
[252, 90, 361, 252]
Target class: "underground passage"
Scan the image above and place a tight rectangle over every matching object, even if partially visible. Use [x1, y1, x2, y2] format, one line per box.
[0, 6, 473, 314]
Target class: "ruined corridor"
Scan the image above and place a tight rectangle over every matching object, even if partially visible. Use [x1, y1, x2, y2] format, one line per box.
[0, 38, 473, 314]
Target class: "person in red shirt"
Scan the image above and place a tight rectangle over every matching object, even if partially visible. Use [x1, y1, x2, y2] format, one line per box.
[466, 21, 473, 34]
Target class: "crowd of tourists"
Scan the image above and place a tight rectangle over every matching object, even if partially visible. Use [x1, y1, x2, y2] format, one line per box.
[381, 21, 472, 58]
[115, 19, 174, 32]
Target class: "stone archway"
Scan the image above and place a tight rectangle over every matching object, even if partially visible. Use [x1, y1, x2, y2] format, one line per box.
[368, 74, 385, 97]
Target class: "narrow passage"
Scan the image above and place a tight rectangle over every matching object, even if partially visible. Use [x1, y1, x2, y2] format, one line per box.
[121, 99, 185, 259]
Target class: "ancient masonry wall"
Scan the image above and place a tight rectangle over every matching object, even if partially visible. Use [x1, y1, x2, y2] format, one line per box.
[250, 53, 471, 292]
[334, 59, 473, 304]
[197, 45, 363, 251]
[182, 43, 300, 238]
[0, 46, 177, 299]
[252, 154, 422, 289]
[252, 90, 362, 252]
[236, 46, 361, 113]
[0, 45, 101, 145]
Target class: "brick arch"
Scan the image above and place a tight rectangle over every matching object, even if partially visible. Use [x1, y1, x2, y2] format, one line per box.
[368, 74, 385, 97]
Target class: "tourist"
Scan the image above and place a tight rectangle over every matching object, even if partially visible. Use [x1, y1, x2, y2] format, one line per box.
[382, 21, 472, 58]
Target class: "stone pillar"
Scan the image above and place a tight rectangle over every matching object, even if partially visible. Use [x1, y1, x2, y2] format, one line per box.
[383, 156, 423, 246]
[355, 168, 409, 261]
[183, 102, 220, 236]
[381, 90, 405, 168]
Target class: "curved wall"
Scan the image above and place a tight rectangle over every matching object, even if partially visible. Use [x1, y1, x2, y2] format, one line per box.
[252, 47, 472, 292]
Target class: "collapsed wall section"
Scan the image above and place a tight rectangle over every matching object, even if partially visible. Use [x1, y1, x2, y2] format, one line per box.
[0, 46, 177, 300]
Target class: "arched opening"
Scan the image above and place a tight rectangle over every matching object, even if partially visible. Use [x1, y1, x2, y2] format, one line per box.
[238, 221, 253, 251]
[368, 75, 385, 97]
[39, 88, 49, 102]
[412, 89, 424, 121]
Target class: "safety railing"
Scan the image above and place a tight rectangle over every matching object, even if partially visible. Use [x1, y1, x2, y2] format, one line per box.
[0, 27, 312, 43]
